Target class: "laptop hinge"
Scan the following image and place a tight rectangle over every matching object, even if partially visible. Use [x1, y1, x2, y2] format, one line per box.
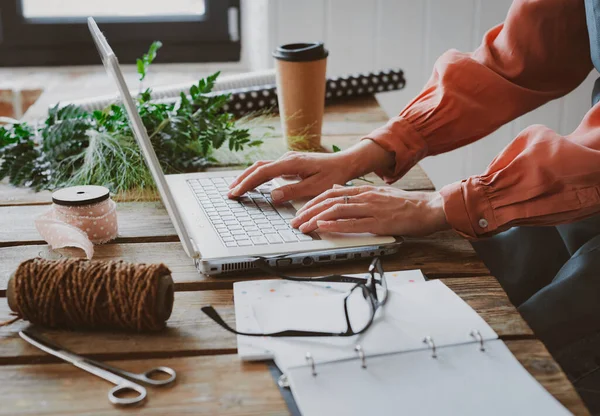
[190, 237, 202, 259]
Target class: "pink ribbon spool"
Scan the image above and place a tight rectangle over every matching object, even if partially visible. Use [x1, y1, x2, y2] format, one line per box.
[35, 185, 118, 259]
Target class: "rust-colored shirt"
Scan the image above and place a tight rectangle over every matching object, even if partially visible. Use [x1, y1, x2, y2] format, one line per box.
[365, 0, 600, 239]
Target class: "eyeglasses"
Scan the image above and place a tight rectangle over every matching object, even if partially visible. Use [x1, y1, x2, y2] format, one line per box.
[201, 257, 388, 337]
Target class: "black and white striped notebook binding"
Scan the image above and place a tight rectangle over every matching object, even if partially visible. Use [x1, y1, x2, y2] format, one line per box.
[55, 68, 406, 118]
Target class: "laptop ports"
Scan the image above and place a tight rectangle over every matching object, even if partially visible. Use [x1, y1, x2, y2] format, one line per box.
[276, 258, 292, 267]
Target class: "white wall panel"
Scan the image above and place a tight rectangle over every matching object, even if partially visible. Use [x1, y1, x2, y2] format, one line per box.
[241, 0, 274, 70]
[325, 0, 378, 75]
[275, 0, 327, 47]
[462, 0, 512, 178]
[373, 0, 426, 112]
[561, 72, 597, 134]
[418, 0, 476, 186]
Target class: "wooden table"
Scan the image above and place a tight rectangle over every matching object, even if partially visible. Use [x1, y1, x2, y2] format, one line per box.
[0, 97, 588, 415]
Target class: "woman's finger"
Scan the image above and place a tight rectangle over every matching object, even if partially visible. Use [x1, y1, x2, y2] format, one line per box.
[229, 160, 304, 197]
[271, 176, 323, 203]
[291, 195, 364, 228]
[316, 218, 379, 234]
[296, 186, 372, 216]
[298, 204, 370, 233]
[228, 160, 272, 190]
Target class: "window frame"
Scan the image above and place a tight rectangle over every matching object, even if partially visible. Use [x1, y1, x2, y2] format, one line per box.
[0, 0, 240, 66]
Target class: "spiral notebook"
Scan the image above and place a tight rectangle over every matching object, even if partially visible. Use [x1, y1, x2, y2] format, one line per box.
[233, 273, 570, 415]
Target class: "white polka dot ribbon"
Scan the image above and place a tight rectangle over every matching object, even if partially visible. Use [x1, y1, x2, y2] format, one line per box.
[34, 198, 118, 259]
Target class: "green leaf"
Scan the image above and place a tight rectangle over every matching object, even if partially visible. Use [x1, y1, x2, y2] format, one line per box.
[332, 144, 341, 152]
[139, 88, 152, 103]
[0, 124, 51, 189]
[137, 41, 163, 81]
[147, 41, 162, 61]
[190, 84, 199, 99]
[136, 59, 145, 80]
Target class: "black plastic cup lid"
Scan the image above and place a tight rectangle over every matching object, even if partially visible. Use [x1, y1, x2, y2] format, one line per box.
[272, 42, 329, 62]
[52, 185, 110, 206]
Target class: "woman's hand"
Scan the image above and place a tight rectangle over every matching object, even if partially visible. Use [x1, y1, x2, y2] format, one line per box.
[228, 140, 395, 202]
[290, 185, 450, 237]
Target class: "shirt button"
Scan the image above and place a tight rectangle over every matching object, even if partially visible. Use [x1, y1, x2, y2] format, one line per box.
[478, 218, 489, 228]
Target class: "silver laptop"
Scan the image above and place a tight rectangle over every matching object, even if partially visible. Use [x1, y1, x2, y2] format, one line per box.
[88, 17, 402, 275]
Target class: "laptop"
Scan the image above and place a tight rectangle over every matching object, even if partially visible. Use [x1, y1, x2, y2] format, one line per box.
[88, 17, 402, 275]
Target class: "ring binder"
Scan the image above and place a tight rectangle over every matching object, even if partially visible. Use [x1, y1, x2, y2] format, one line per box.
[278, 374, 290, 389]
[305, 352, 317, 377]
[470, 330, 486, 352]
[423, 336, 437, 358]
[354, 345, 367, 369]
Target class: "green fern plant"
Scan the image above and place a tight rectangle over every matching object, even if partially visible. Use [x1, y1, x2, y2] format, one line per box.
[0, 42, 262, 194]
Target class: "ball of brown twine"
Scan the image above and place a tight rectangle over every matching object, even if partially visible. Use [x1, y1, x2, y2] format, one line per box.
[3, 258, 174, 332]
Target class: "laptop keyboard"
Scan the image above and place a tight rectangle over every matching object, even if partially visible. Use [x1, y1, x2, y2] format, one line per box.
[187, 177, 316, 247]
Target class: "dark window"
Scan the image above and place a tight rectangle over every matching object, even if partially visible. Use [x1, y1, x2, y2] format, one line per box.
[0, 0, 240, 66]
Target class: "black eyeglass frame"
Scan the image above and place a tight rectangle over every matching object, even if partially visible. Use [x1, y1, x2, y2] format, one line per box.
[201, 257, 388, 338]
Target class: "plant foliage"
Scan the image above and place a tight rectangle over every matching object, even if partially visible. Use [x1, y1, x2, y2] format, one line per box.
[137, 41, 162, 81]
[0, 43, 262, 193]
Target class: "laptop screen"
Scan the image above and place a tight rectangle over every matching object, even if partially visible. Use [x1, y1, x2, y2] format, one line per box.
[87, 17, 198, 259]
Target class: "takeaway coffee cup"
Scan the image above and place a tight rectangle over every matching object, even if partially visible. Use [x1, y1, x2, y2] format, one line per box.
[273, 42, 328, 151]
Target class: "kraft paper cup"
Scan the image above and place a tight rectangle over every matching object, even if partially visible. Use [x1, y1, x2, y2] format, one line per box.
[273, 42, 328, 151]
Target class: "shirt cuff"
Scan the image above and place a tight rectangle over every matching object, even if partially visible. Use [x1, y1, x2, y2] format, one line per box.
[440, 179, 498, 239]
[361, 116, 428, 183]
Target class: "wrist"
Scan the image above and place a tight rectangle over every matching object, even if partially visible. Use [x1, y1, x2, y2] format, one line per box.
[343, 139, 395, 179]
[426, 192, 451, 233]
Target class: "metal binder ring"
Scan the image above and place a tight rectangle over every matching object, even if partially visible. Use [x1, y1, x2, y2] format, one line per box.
[305, 352, 317, 377]
[278, 374, 290, 389]
[355, 344, 367, 369]
[470, 329, 485, 352]
[423, 336, 437, 358]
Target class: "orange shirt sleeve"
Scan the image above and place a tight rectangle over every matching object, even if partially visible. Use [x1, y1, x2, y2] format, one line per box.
[363, 0, 597, 239]
[440, 113, 600, 238]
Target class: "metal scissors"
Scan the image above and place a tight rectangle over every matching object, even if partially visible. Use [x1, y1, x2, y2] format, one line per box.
[19, 329, 176, 406]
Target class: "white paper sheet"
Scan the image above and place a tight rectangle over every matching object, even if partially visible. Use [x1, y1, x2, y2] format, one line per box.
[254, 293, 349, 334]
[286, 340, 570, 416]
[234, 269, 426, 362]
[235, 271, 498, 372]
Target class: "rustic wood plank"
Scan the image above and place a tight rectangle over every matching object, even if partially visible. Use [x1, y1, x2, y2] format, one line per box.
[0, 183, 179, 206]
[259, 96, 390, 136]
[0, 202, 176, 247]
[443, 276, 533, 337]
[0, 237, 487, 294]
[0, 291, 237, 364]
[0, 355, 288, 416]
[0, 341, 588, 416]
[506, 340, 590, 416]
[0, 276, 530, 363]
[0, 185, 53, 207]
[0, 163, 433, 207]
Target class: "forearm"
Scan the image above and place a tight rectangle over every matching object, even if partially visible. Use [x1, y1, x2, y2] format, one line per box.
[342, 139, 396, 179]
